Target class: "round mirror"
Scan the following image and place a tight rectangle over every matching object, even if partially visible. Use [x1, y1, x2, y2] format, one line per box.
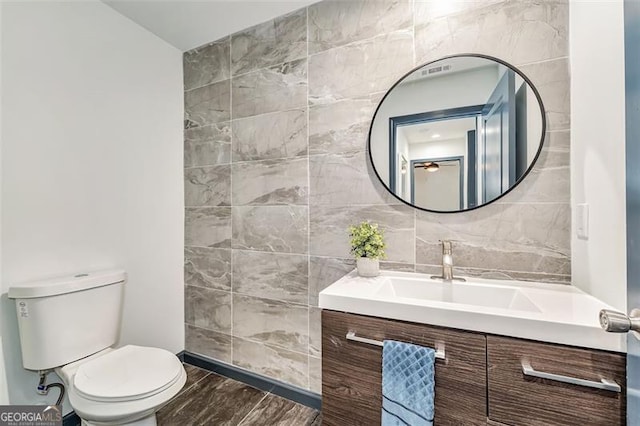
[368, 54, 546, 213]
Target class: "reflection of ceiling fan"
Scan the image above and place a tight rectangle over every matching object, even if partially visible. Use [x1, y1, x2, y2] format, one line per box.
[414, 161, 440, 172]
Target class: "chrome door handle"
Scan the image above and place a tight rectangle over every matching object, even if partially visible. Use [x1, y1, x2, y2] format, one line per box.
[599, 308, 640, 333]
[521, 361, 621, 392]
[345, 331, 446, 360]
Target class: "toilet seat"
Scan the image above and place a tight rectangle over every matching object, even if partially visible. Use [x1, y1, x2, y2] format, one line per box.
[56, 345, 187, 425]
[74, 345, 183, 403]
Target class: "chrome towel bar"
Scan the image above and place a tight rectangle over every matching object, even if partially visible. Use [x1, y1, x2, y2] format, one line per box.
[345, 331, 446, 360]
[521, 361, 621, 392]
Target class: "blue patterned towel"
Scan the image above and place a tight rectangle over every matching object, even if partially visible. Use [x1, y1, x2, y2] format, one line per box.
[381, 340, 435, 426]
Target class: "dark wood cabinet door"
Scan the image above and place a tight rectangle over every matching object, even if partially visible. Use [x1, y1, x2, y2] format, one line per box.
[487, 335, 626, 426]
[322, 310, 487, 426]
[486, 420, 510, 426]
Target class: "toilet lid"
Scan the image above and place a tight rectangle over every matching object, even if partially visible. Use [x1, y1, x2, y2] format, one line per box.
[74, 345, 183, 402]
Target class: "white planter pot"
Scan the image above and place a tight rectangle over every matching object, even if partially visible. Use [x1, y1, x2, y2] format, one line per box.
[356, 258, 380, 277]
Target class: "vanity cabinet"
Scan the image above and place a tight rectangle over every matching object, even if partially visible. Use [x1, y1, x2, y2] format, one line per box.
[322, 310, 488, 425]
[487, 336, 626, 425]
[322, 310, 626, 426]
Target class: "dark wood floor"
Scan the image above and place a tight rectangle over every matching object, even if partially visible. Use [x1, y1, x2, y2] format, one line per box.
[157, 364, 321, 425]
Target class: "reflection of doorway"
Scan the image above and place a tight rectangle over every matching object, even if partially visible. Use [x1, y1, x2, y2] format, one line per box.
[482, 69, 516, 201]
[399, 154, 409, 200]
[387, 67, 519, 210]
[390, 107, 482, 211]
[411, 156, 464, 210]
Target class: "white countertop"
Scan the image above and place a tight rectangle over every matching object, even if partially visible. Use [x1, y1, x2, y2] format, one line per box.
[319, 270, 626, 353]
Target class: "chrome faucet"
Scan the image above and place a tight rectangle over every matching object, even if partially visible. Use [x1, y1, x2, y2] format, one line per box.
[431, 240, 466, 282]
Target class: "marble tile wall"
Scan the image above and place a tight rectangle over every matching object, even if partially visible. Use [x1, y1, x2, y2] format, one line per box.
[184, 0, 571, 393]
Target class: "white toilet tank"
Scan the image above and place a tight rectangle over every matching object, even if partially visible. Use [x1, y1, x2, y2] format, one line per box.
[8, 270, 126, 371]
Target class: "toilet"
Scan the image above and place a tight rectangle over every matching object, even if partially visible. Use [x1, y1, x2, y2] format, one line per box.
[8, 270, 186, 426]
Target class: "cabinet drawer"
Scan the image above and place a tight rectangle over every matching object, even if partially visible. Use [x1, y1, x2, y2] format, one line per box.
[322, 310, 487, 426]
[487, 335, 626, 425]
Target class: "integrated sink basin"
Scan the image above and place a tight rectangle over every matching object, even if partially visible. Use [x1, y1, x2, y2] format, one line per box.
[375, 276, 542, 312]
[319, 270, 625, 353]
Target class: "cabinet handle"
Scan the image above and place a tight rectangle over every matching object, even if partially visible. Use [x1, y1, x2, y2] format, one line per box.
[345, 331, 446, 360]
[521, 361, 621, 392]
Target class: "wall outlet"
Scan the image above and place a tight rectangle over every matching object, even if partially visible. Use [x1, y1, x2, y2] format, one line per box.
[576, 203, 589, 240]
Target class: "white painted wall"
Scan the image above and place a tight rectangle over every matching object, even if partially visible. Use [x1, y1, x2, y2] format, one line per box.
[0, 340, 8, 406]
[409, 138, 467, 162]
[0, 1, 8, 406]
[0, 0, 183, 413]
[414, 162, 461, 210]
[570, 0, 626, 311]
[103, 0, 318, 51]
[409, 137, 468, 208]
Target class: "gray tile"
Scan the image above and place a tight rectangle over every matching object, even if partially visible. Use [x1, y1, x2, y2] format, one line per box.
[185, 324, 232, 363]
[539, 130, 570, 168]
[309, 204, 415, 263]
[443, 236, 572, 276]
[414, 0, 506, 21]
[413, 264, 442, 276]
[185, 123, 231, 167]
[231, 9, 307, 76]
[232, 293, 309, 353]
[492, 130, 570, 203]
[232, 158, 308, 206]
[185, 79, 231, 128]
[185, 246, 231, 291]
[415, 203, 571, 276]
[184, 37, 230, 91]
[308, 256, 355, 306]
[414, 0, 569, 66]
[232, 109, 307, 162]
[184, 165, 230, 207]
[308, 30, 413, 105]
[309, 96, 380, 155]
[309, 306, 321, 357]
[415, 264, 570, 284]
[309, 356, 322, 394]
[232, 59, 307, 119]
[519, 58, 570, 131]
[463, 266, 571, 284]
[232, 336, 309, 388]
[232, 206, 308, 254]
[238, 393, 319, 425]
[308, 0, 412, 54]
[500, 133, 570, 204]
[185, 286, 232, 333]
[179, 0, 573, 395]
[157, 373, 266, 426]
[232, 250, 308, 304]
[381, 261, 415, 272]
[185, 207, 231, 248]
[310, 151, 397, 205]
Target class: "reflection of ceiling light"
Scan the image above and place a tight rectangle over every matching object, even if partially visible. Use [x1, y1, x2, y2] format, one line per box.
[424, 162, 440, 172]
[431, 133, 441, 139]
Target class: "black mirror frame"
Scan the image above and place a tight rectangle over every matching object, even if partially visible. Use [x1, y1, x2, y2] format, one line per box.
[367, 53, 547, 214]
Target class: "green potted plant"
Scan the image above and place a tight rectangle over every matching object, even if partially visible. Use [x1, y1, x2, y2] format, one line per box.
[349, 221, 387, 277]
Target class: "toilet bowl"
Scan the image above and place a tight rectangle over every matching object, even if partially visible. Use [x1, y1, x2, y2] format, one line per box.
[56, 345, 186, 426]
[8, 270, 187, 426]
